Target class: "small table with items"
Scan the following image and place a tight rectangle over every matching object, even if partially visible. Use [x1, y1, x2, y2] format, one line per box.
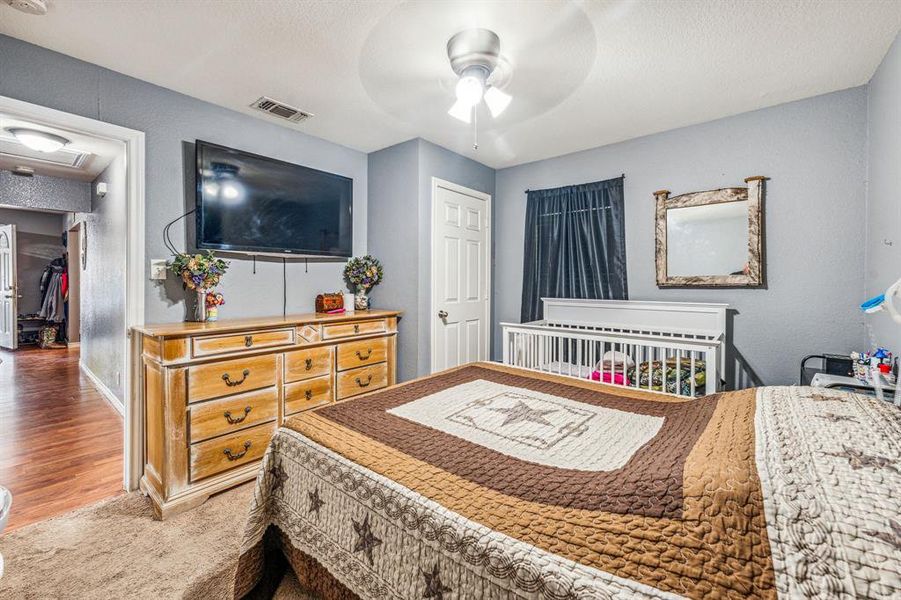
[801, 353, 897, 397]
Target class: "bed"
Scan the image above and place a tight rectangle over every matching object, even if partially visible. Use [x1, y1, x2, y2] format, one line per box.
[233, 362, 901, 599]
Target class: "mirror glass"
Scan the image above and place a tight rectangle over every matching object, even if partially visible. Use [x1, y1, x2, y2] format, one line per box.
[666, 200, 749, 277]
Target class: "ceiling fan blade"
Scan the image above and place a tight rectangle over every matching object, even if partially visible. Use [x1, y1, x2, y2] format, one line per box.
[484, 87, 512, 118]
[448, 99, 472, 123]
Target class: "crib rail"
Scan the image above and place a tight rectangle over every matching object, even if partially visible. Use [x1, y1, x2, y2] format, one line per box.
[501, 321, 720, 398]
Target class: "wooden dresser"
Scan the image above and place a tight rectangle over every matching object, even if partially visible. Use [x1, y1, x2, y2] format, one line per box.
[133, 310, 400, 518]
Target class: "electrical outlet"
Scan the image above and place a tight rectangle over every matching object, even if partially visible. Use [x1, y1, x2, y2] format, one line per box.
[150, 259, 168, 280]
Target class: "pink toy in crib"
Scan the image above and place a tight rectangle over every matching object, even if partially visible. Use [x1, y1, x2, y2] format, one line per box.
[589, 371, 630, 386]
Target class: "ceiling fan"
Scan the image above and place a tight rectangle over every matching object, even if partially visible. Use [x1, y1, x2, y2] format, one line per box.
[446, 28, 512, 125]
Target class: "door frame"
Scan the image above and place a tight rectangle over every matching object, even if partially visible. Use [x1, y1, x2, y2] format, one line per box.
[429, 177, 492, 374]
[66, 221, 82, 345]
[0, 95, 146, 492]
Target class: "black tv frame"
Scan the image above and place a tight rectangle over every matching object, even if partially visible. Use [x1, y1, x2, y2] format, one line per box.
[194, 140, 353, 258]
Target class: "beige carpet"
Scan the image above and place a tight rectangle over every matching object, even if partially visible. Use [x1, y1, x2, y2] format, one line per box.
[0, 483, 314, 599]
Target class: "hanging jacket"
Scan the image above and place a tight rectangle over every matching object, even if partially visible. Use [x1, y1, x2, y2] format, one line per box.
[39, 266, 66, 323]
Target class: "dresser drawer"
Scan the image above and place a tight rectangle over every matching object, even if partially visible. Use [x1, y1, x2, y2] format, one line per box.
[322, 319, 387, 340]
[187, 354, 278, 403]
[337, 337, 388, 371]
[189, 387, 278, 443]
[284, 374, 333, 415]
[189, 422, 275, 482]
[284, 345, 334, 383]
[336, 363, 388, 400]
[191, 328, 295, 358]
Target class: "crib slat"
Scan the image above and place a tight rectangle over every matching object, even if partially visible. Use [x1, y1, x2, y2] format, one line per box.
[690, 353, 696, 397]
[676, 351, 682, 398]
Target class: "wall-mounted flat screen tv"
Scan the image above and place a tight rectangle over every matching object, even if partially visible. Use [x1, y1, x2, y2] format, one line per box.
[195, 140, 353, 257]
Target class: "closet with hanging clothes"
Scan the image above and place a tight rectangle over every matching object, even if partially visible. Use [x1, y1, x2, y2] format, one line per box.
[35, 251, 68, 348]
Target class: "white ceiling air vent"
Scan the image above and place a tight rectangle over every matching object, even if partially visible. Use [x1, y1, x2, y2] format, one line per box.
[250, 97, 313, 124]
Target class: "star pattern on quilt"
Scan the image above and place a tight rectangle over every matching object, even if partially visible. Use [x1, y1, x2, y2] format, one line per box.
[488, 400, 557, 427]
[352, 513, 382, 566]
[268, 458, 287, 493]
[864, 519, 901, 551]
[827, 445, 899, 474]
[816, 412, 858, 423]
[308, 487, 325, 516]
[422, 562, 452, 599]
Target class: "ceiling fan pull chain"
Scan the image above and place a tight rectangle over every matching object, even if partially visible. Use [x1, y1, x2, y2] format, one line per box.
[473, 107, 479, 150]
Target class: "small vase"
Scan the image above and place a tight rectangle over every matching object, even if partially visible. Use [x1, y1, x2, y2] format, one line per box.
[354, 288, 369, 311]
[206, 306, 219, 322]
[192, 289, 207, 322]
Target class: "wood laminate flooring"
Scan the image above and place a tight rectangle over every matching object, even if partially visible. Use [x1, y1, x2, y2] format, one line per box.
[0, 346, 124, 531]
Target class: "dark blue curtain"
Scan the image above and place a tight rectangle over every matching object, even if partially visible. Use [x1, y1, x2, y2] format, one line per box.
[520, 177, 628, 322]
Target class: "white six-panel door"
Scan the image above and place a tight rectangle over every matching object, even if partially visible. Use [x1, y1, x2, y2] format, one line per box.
[0, 224, 18, 350]
[431, 178, 491, 373]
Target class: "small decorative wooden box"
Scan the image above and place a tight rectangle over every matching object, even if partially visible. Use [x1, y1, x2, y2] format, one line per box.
[315, 293, 344, 313]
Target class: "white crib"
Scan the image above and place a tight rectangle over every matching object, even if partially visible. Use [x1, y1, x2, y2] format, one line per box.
[501, 299, 727, 398]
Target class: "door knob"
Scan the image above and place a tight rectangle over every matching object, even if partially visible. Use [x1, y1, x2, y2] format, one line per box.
[438, 310, 448, 319]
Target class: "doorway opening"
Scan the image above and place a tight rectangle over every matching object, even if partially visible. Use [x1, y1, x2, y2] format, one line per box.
[0, 97, 145, 531]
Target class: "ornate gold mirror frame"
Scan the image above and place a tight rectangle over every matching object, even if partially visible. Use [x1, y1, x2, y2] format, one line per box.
[655, 176, 766, 288]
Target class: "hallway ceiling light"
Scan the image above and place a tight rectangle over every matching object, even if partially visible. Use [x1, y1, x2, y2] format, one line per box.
[6, 128, 71, 153]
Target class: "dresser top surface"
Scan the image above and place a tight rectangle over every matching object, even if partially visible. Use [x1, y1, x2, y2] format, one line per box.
[133, 309, 402, 338]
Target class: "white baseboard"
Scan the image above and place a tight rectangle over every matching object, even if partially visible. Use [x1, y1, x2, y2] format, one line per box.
[80, 361, 125, 416]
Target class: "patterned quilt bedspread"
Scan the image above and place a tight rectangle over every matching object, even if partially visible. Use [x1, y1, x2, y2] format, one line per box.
[233, 362, 901, 599]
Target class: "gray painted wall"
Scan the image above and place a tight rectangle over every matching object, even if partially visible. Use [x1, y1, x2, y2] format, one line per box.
[65, 157, 128, 405]
[0, 34, 368, 324]
[494, 87, 869, 385]
[0, 206, 64, 236]
[0, 170, 91, 212]
[368, 138, 495, 382]
[865, 33, 901, 350]
[367, 139, 420, 382]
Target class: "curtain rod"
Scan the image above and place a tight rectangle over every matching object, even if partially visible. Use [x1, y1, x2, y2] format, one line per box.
[525, 173, 625, 194]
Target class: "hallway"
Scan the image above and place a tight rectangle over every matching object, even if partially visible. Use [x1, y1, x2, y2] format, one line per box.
[0, 346, 123, 531]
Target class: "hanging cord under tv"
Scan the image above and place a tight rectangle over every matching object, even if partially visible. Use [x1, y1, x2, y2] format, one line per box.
[282, 258, 287, 318]
[162, 208, 196, 255]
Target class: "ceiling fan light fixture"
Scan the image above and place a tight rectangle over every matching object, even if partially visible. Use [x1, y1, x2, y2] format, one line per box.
[484, 86, 512, 117]
[455, 65, 487, 107]
[7, 127, 70, 153]
[448, 99, 472, 123]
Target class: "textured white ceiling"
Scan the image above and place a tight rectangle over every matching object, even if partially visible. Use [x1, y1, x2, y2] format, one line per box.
[1, 0, 899, 168]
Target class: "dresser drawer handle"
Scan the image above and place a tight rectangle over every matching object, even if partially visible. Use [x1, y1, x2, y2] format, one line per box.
[304, 389, 313, 400]
[353, 324, 360, 334]
[356, 374, 373, 388]
[223, 440, 252, 461]
[244, 335, 254, 347]
[356, 348, 372, 360]
[222, 369, 250, 387]
[224, 406, 252, 424]
[304, 358, 313, 370]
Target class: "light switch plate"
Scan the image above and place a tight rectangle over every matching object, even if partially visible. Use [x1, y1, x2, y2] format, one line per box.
[150, 259, 168, 281]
